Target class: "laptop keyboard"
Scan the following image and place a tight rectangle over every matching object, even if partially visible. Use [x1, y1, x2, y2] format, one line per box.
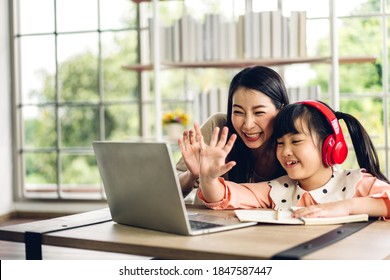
[189, 220, 222, 230]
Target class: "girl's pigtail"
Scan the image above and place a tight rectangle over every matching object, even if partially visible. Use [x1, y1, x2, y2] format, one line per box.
[339, 112, 389, 183]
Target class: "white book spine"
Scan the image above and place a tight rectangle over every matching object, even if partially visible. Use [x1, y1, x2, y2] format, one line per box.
[195, 20, 204, 61]
[207, 88, 219, 116]
[172, 21, 181, 62]
[187, 16, 196, 62]
[219, 19, 228, 61]
[260, 11, 271, 58]
[244, 12, 253, 59]
[252, 12, 261, 59]
[227, 20, 237, 61]
[211, 14, 221, 61]
[204, 14, 213, 61]
[299, 11, 307, 58]
[282, 16, 289, 58]
[179, 15, 189, 62]
[218, 87, 228, 113]
[237, 15, 245, 59]
[200, 92, 208, 124]
[289, 11, 299, 58]
[271, 10, 282, 58]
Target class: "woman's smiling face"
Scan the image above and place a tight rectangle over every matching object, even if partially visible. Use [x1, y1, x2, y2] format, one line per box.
[231, 87, 279, 149]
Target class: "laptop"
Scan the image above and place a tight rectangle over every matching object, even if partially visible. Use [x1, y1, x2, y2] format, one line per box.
[93, 141, 256, 235]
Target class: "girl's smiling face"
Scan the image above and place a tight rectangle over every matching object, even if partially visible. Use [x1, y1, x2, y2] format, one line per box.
[276, 118, 332, 190]
[231, 87, 279, 149]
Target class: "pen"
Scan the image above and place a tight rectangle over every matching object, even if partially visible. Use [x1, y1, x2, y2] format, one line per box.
[276, 208, 281, 220]
[289, 207, 305, 223]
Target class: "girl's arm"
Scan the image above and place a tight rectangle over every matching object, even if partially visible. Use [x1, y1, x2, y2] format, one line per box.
[292, 197, 390, 218]
[198, 126, 237, 203]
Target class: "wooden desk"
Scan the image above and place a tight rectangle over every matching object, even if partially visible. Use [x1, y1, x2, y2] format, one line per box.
[1, 207, 390, 260]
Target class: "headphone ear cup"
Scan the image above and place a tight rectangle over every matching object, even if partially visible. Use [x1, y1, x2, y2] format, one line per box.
[322, 135, 335, 166]
[333, 141, 348, 164]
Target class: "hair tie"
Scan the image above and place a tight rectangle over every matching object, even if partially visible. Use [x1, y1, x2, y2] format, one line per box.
[335, 111, 344, 120]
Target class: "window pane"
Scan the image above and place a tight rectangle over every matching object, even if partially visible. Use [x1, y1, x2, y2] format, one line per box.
[102, 31, 138, 63]
[57, 33, 99, 102]
[306, 19, 329, 57]
[105, 104, 140, 140]
[19, 35, 56, 103]
[60, 154, 102, 199]
[340, 98, 386, 173]
[388, 19, 390, 87]
[102, 31, 138, 101]
[337, 0, 381, 16]
[100, 0, 137, 29]
[339, 17, 381, 57]
[56, 0, 98, 32]
[18, 0, 54, 34]
[23, 106, 56, 148]
[60, 106, 100, 147]
[144, 103, 155, 138]
[340, 64, 382, 93]
[24, 152, 58, 198]
[340, 98, 385, 146]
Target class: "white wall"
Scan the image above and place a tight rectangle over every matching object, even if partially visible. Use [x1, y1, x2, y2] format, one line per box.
[0, 0, 14, 216]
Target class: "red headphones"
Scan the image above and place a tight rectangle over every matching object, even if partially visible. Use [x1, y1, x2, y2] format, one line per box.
[298, 100, 348, 166]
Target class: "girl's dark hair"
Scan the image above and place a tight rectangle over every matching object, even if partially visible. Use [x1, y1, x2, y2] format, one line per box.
[225, 66, 290, 182]
[273, 102, 389, 184]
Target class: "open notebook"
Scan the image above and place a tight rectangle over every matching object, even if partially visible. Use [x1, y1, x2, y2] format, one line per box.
[93, 141, 256, 235]
[235, 209, 369, 225]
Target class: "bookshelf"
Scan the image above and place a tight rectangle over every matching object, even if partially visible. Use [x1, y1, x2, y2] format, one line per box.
[122, 56, 377, 71]
[125, 0, 377, 140]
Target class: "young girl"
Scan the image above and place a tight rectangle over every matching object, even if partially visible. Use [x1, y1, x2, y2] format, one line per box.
[196, 100, 390, 219]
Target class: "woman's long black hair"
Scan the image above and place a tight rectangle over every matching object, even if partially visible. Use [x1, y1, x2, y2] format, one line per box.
[273, 102, 389, 184]
[225, 66, 290, 183]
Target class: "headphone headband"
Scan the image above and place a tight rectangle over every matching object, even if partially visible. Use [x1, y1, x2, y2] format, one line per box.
[297, 100, 348, 165]
[298, 100, 341, 138]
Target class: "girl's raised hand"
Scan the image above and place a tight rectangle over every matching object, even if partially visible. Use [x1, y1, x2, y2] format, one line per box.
[199, 126, 237, 181]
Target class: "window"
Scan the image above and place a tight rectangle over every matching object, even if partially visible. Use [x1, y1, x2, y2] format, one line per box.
[11, 0, 390, 201]
[12, 0, 140, 200]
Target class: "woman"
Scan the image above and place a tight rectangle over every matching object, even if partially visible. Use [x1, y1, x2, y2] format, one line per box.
[177, 65, 289, 198]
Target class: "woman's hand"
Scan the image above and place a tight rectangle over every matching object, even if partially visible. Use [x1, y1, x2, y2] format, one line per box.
[178, 122, 203, 179]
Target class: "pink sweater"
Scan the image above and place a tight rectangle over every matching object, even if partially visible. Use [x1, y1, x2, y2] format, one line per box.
[198, 168, 390, 218]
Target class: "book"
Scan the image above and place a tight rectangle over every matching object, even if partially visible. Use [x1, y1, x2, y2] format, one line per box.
[260, 11, 271, 58]
[226, 20, 237, 60]
[252, 12, 261, 58]
[234, 209, 369, 225]
[271, 10, 282, 58]
[298, 11, 307, 57]
[236, 14, 245, 59]
[289, 11, 299, 58]
[244, 11, 253, 59]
